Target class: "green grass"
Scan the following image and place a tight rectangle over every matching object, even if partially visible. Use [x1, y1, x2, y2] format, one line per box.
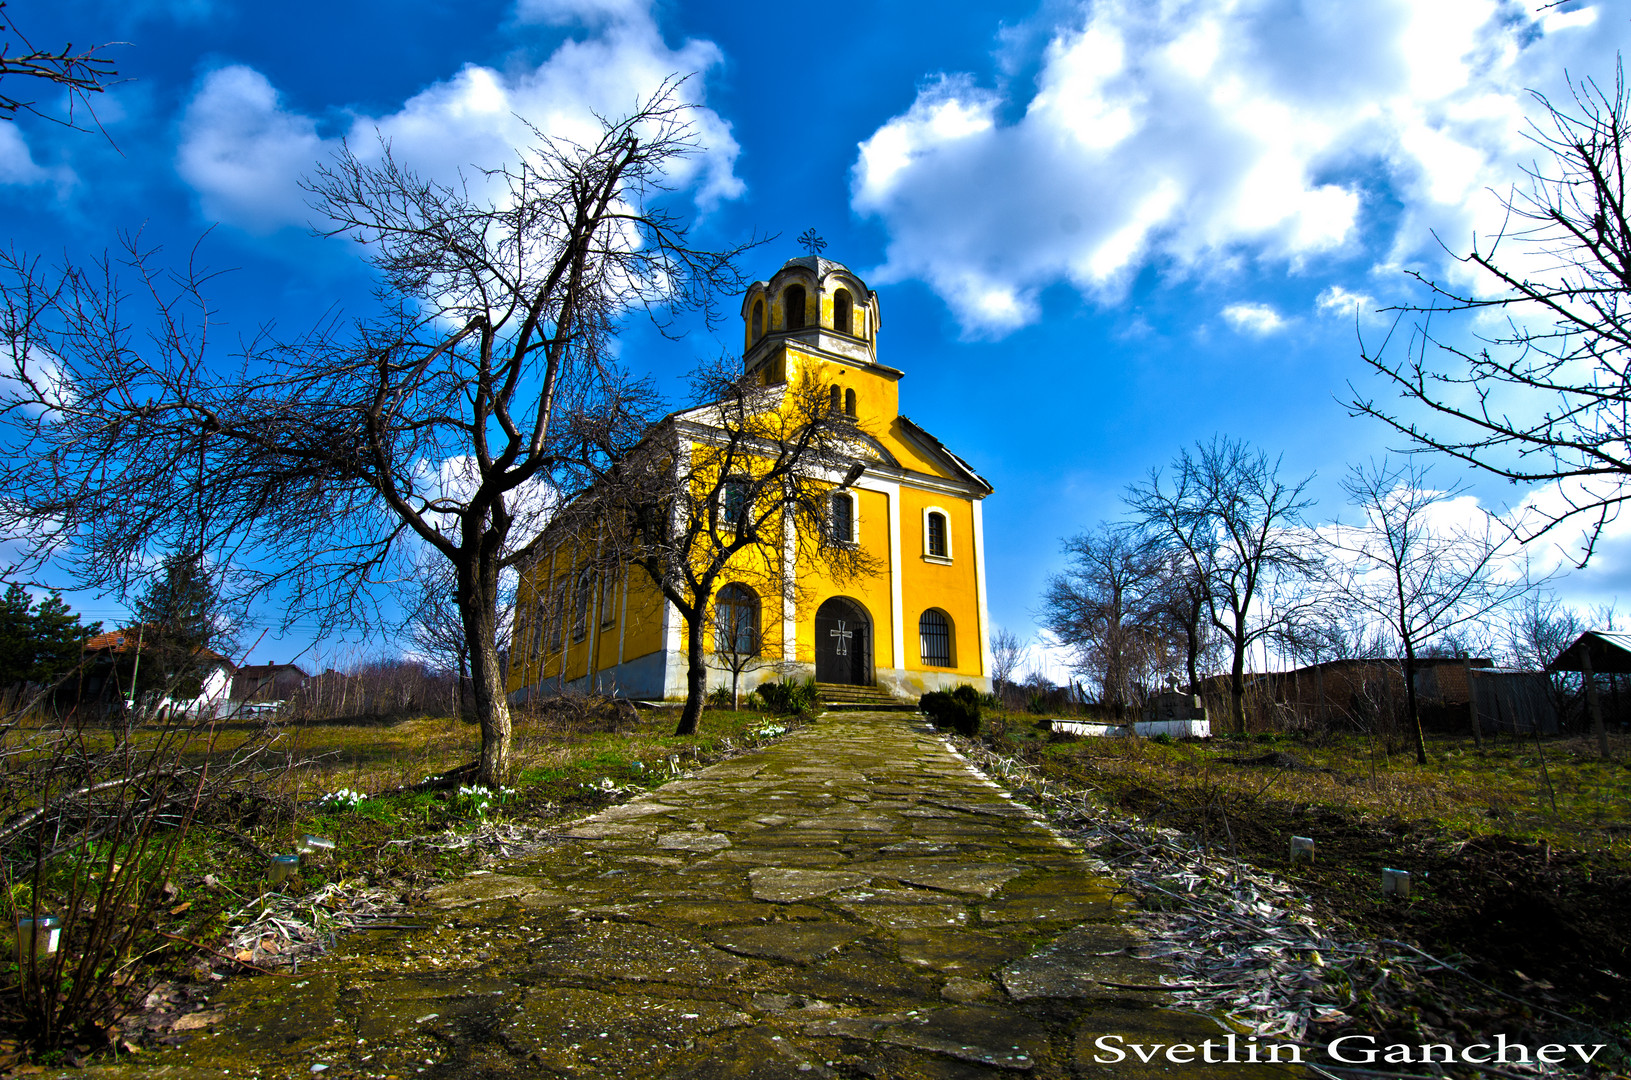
[1, 703, 804, 999]
[991, 715, 1631, 854]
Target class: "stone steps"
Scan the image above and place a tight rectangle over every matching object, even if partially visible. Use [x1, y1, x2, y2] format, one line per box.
[815, 683, 919, 712]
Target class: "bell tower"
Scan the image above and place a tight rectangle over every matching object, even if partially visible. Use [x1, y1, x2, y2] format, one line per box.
[739, 254, 902, 422]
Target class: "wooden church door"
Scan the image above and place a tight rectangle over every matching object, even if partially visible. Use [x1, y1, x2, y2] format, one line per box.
[814, 597, 870, 685]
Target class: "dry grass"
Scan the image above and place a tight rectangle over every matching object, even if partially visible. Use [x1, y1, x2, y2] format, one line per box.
[1001, 721, 1631, 855]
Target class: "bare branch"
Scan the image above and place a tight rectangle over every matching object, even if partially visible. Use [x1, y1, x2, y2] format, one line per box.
[0, 2, 122, 137]
[1350, 60, 1631, 563]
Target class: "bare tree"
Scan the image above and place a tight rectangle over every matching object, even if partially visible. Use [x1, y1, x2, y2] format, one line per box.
[595, 362, 877, 735]
[1323, 458, 1536, 763]
[1041, 524, 1169, 713]
[0, 2, 120, 128]
[0, 87, 749, 786]
[1351, 65, 1631, 564]
[1507, 591, 1585, 730]
[1144, 546, 1217, 694]
[1127, 437, 1318, 733]
[988, 626, 1024, 702]
[1277, 603, 1394, 666]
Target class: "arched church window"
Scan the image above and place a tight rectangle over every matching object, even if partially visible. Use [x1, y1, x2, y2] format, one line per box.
[833, 289, 852, 334]
[600, 571, 617, 628]
[551, 582, 568, 649]
[573, 572, 593, 641]
[722, 478, 749, 529]
[927, 511, 948, 558]
[752, 299, 764, 340]
[530, 597, 546, 661]
[919, 609, 953, 667]
[830, 491, 855, 544]
[714, 584, 760, 657]
[830, 385, 842, 413]
[783, 284, 806, 330]
[844, 388, 857, 417]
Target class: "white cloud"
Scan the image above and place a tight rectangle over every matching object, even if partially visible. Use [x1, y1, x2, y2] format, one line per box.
[1017, 629, 1078, 688]
[0, 123, 73, 191]
[1315, 285, 1380, 319]
[175, 66, 324, 233]
[515, 0, 649, 27]
[1221, 302, 1287, 336]
[851, 0, 1619, 336]
[0, 123, 48, 185]
[415, 454, 560, 549]
[176, 0, 741, 233]
[1312, 468, 1631, 642]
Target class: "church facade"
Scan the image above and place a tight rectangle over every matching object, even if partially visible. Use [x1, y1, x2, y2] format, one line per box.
[507, 254, 994, 701]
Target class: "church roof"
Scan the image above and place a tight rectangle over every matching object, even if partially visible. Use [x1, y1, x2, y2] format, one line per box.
[897, 416, 994, 495]
[779, 255, 848, 276]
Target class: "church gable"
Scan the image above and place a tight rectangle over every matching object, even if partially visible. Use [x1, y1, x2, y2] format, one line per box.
[888, 416, 994, 494]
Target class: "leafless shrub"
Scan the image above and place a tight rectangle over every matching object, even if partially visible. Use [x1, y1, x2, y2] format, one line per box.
[0, 685, 290, 1055]
[281, 658, 457, 725]
[513, 689, 637, 739]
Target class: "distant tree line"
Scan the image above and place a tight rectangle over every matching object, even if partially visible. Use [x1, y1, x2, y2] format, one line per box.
[1039, 437, 1543, 764]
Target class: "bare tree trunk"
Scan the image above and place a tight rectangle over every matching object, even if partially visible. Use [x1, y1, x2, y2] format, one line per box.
[457, 558, 511, 787]
[457, 646, 469, 721]
[1403, 640, 1427, 765]
[1184, 605, 1201, 694]
[1229, 628, 1247, 734]
[675, 608, 707, 736]
[468, 625, 512, 786]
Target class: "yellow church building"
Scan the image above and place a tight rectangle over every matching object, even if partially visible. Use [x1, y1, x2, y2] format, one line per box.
[507, 253, 994, 702]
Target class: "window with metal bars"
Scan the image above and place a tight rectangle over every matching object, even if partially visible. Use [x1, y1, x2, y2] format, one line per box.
[600, 572, 618, 627]
[713, 584, 760, 657]
[919, 609, 952, 667]
[927, 511, 948, 557]
[830, 491, 854, 543]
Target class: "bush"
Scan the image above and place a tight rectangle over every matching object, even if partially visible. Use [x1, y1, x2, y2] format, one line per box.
[0, 696, 289, 1057]
[706, 685, 734, 709]
[517, 691, 638, 735]
[921, 684, 981, 737]
[755, 677, 819, 716]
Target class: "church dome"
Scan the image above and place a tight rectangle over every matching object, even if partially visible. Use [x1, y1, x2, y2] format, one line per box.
[778, 254, 853, 280]
[741, 253, 879, 361]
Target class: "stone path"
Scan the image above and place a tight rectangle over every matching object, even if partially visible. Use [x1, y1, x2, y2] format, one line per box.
[117, 713, 1290, 1079]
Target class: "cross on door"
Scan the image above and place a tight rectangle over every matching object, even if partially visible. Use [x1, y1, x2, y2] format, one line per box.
[829, 620, 853, 657]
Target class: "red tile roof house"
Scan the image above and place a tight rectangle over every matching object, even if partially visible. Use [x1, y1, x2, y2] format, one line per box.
[81, 626, 237, 716]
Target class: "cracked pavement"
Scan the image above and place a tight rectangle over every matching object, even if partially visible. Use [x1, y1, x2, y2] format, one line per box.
[86, 713, 1292, 1079]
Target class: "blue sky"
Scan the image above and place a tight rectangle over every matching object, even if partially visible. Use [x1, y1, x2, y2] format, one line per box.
[4, 0, 1627, 673]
